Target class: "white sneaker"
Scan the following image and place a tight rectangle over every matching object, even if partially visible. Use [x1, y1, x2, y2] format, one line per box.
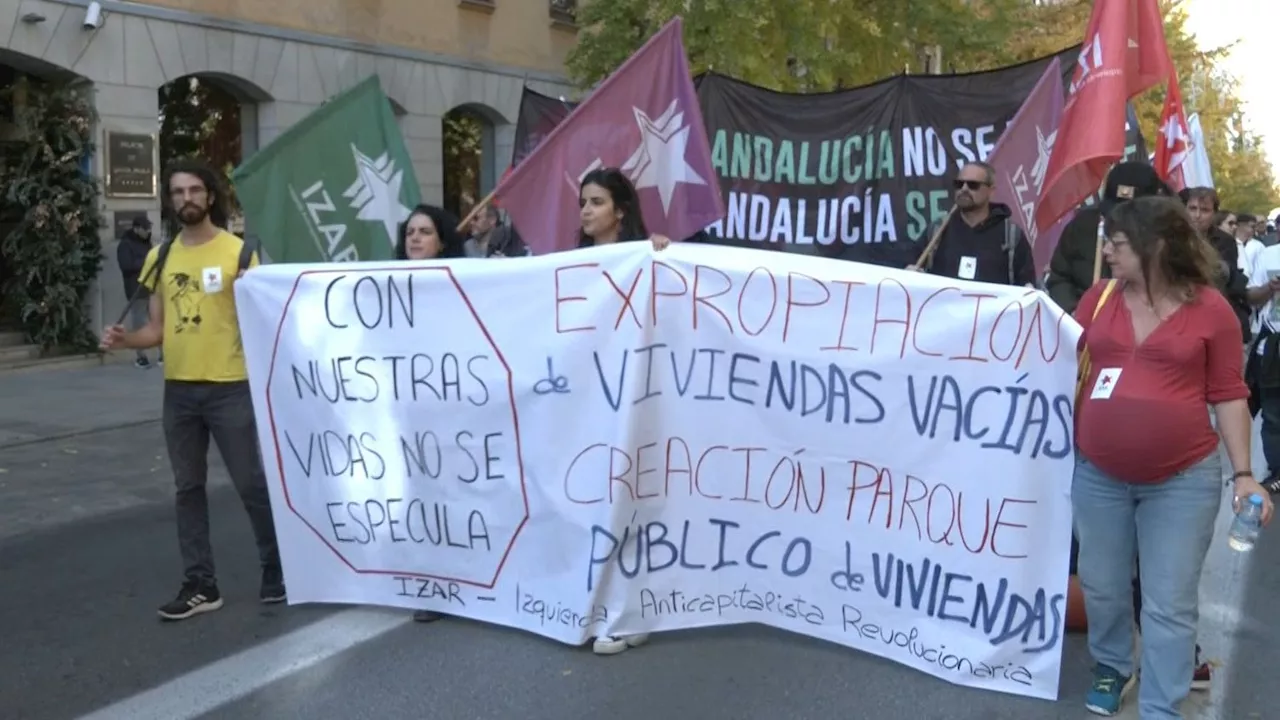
[592, 633, 650, 655]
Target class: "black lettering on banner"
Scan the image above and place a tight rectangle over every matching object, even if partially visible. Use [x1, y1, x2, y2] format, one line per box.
[840, 604, 1035, 686]
[905, 373, 1072, 460]
[325, 498, 492, 551]
[323, 274, 415, 331]
[591, 346, 884, 425]
[586, 514, 812, 592]
[637, 584, 825, 626]
[868, 551, 1064, 654]
[285, 430, 386, 480]
[393, 576, 465, 606]
[289, 353, 493, 406]
[516, 583, 609, 629]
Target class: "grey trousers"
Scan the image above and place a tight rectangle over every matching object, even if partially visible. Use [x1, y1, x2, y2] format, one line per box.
[163, 380, 280, 584]
[126, 297, 151, 361]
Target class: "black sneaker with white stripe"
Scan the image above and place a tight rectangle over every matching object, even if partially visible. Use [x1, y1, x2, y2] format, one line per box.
[1264, 474, 1280, 495]
[157, 581, 223, 621]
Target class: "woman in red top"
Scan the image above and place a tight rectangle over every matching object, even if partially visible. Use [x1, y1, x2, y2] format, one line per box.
[1072, 196, 1273, 718]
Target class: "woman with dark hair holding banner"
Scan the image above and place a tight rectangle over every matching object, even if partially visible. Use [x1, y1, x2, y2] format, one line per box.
[394, 203, 466, 261]
[1071, 196, 1270, 717]
[395, 203, 464, 625]
[576, 167, 671, 252]
[572, 167, 666, 654]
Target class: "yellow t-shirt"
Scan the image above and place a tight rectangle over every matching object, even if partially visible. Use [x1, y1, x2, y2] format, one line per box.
[139, 230, 259, 382]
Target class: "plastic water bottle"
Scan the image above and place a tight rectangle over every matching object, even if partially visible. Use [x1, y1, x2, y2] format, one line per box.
[1228, 494, 1265, 552]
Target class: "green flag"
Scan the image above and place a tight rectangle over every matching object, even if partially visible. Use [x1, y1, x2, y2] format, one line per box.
[232, 75, 420, 263]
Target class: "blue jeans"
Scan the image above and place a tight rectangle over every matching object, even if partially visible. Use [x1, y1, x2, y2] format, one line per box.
[1071, 452, 1221, 719]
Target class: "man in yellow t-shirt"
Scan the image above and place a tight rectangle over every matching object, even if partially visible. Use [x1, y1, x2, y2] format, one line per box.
[101, 159, 283, 621]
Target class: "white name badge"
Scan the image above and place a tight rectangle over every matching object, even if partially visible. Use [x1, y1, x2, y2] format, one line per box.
[958, 256, 977, 280]
[1090, 368, 1122, 400]
[203, 266, 224, 294]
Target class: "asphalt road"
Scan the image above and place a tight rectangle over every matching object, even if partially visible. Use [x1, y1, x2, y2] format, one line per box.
[0, 369, 1275, 719]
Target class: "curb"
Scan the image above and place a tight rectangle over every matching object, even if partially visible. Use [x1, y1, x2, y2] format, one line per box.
[0, 417, 162, 451]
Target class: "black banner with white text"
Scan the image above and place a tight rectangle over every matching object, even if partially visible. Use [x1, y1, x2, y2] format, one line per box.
[512, 49, 1148, 267]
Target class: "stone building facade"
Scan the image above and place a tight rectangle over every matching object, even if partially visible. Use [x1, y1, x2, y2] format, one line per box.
[1, 0, 576, 332]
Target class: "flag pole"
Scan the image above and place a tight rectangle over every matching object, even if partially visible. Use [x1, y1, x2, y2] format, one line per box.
[914, 205, 957, 268]
[1092, 224, 1105, 282]
[457, 189, 498, 232]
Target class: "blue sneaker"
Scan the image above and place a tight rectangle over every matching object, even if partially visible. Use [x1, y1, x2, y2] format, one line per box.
[1085, 663, 1135, 716]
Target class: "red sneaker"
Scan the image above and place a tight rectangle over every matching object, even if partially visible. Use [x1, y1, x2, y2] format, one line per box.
[1191, 648, 1212, 691]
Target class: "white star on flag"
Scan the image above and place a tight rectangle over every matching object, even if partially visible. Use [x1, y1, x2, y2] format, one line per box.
[620, 100, 708, 215]
[1031, 125, 1057, 192]
[344, 146, 412, 248]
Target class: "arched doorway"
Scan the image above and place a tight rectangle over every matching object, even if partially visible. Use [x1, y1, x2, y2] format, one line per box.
[0, 50, 100, 349]
[442, 104, 505, 220]
[157, 73, 269, 237]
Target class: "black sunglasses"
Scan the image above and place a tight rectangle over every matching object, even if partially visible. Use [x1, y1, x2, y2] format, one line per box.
[953, 179, 989, 191]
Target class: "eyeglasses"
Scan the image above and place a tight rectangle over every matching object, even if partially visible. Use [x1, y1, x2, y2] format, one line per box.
[953, 179, 989, 191]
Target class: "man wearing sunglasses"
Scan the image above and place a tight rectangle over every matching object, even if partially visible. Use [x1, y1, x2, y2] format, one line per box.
[915, 162, 1036, 287]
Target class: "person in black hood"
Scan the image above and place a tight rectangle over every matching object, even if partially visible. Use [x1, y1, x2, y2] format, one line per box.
[1045, 161, 1173, 314]
[116, 215, 156, 368]
[912, 161, 1035, 287]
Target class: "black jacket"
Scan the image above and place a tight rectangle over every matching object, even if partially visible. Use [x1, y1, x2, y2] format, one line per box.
[1046, 208, 1107, 315]
[116, 230, 152, 298]
[1047, 211, 1249, 330]
[926, 203, 1035, 286]
[1208, 227, 1251, 342]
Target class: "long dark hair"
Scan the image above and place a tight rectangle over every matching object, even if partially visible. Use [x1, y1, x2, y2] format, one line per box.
[163, 158, 230, 231]
[577, 168, 648, 248]
[1104, 196, 1219, 302]
[394, 204, 465, 260]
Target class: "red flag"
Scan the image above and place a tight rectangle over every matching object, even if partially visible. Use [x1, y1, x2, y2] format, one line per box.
[1035, 0, 1173, 229]
[494, 18, 724, 254]
[1153, 74, 1190, 192]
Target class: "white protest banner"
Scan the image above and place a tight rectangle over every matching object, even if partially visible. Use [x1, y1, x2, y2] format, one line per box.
[235, 242, 1079, 700]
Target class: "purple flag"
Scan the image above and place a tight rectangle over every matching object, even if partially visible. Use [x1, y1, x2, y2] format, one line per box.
[494, 17, 724, 254]
[989, 57, 1070, 276]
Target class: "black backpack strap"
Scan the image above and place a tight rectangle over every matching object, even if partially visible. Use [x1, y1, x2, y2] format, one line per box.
[138, 240, 174, 294]
[238, 235, 260, 272]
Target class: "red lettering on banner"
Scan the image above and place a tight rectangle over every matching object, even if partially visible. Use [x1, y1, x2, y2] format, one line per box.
[871, 279, 911, 359]
[911, 287, 955, 359]
[603, 269, 644, 331]
[547, 260, 1065, 369]
[690, 264, 734, 333]
[819, 280, 867, 353]
[737, 267, 777, 337]
[561, 439, 1032, 560]
[552, 263, 598, 334]
[842, 458, 1033, 559]
[783, 272, 831, 344]
[955, 292, 998, 363]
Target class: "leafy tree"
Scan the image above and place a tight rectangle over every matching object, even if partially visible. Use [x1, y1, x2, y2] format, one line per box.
[565, 0, 1278, 213]
[158, 76, 244, 232]
[442, 109, 484, 220]
[996, 0, 1279, 214]
[566, 0, 1025, 92]
[0, 74, 104, 350]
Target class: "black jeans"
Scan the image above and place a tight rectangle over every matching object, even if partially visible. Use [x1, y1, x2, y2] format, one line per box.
[1259, 387, 1280, 477]
[163, 380, 280, 584]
